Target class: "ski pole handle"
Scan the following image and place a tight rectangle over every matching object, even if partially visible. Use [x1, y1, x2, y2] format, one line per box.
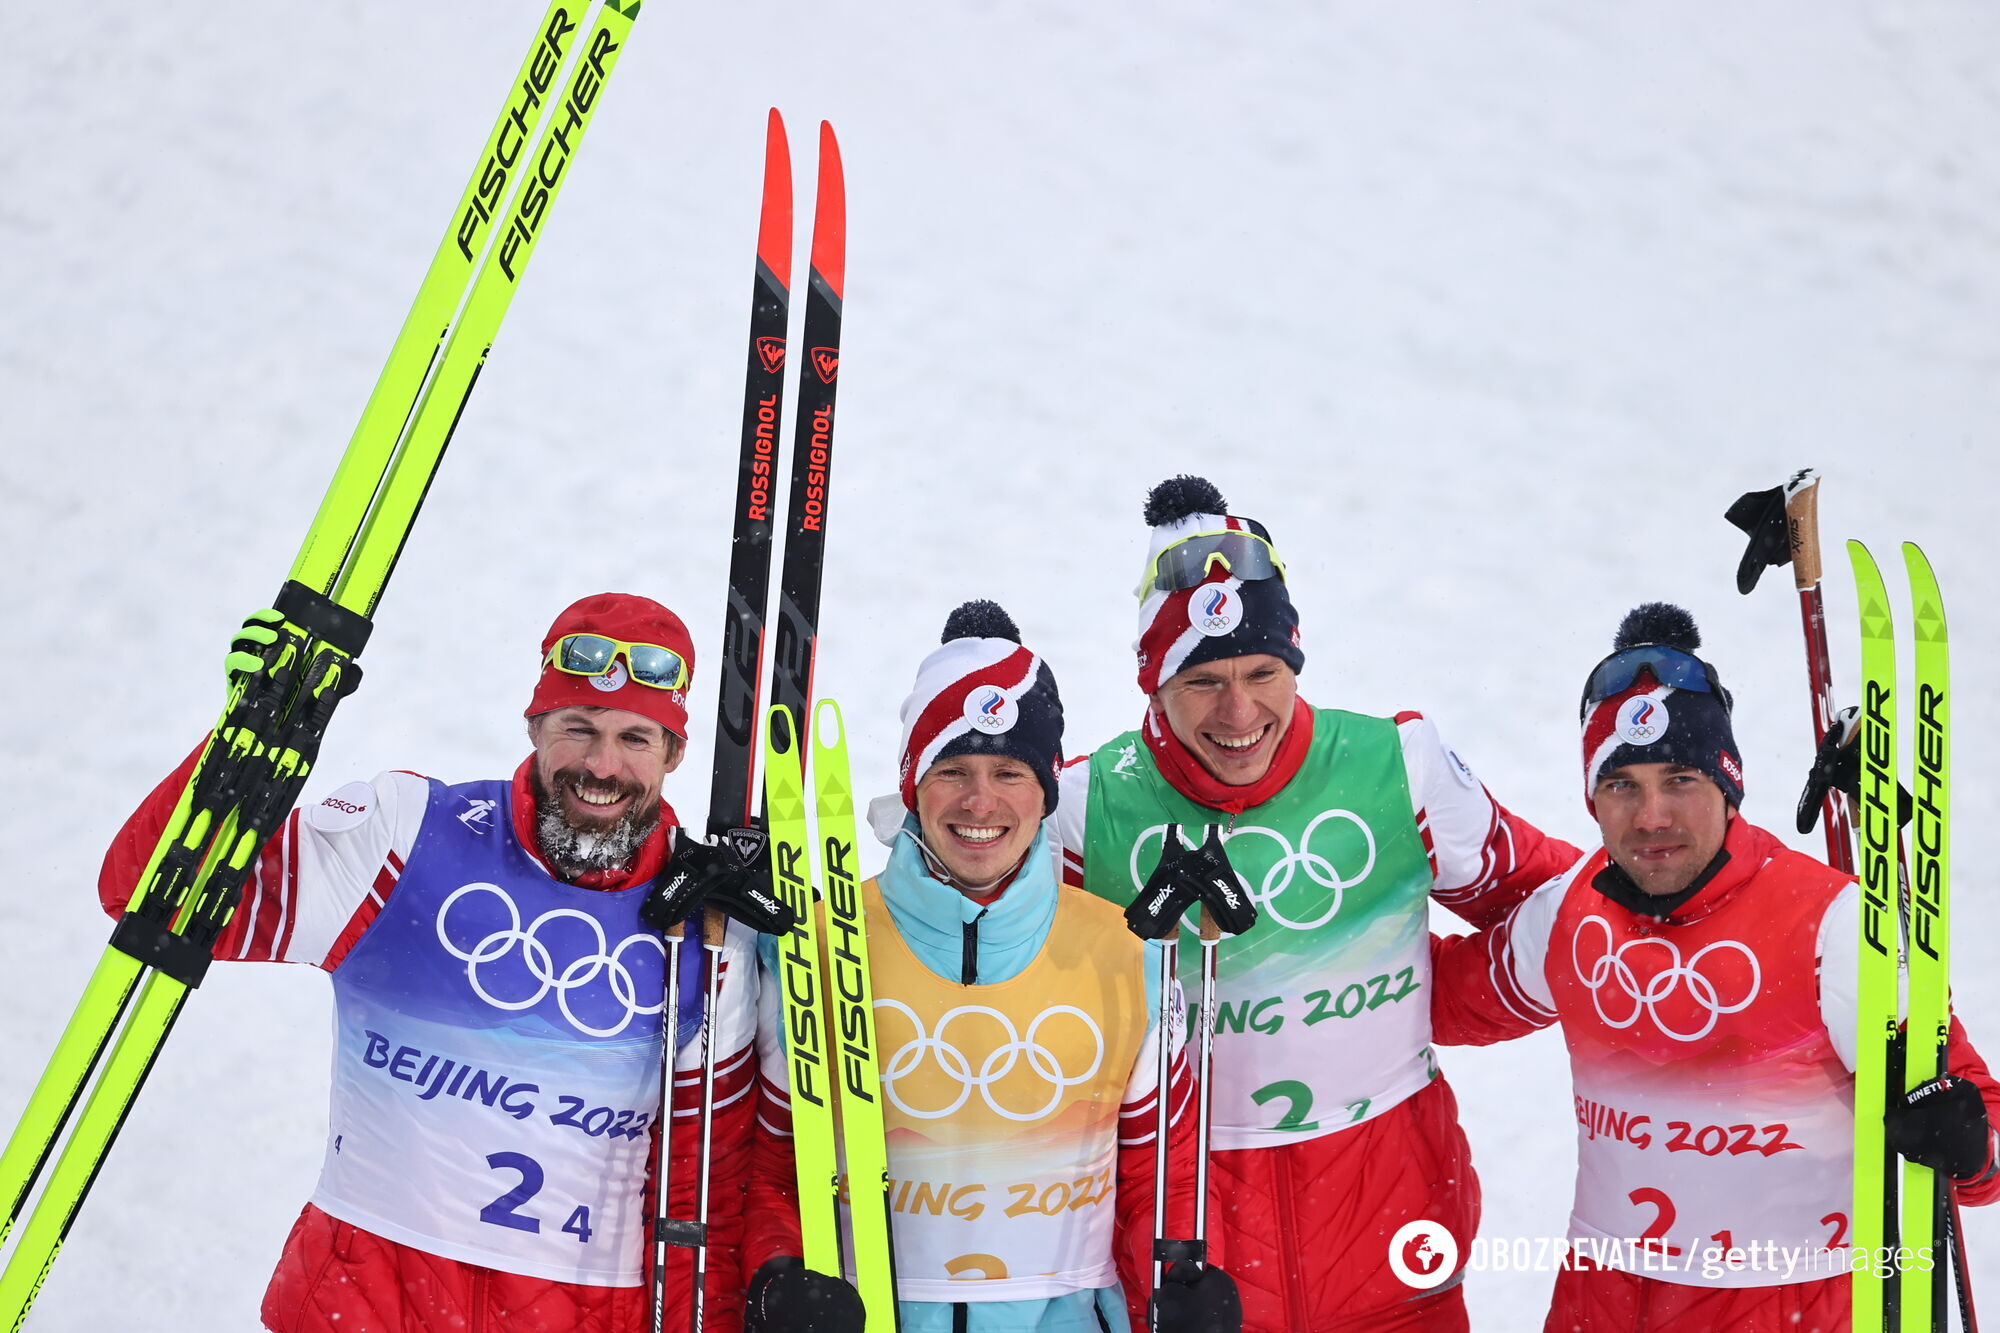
[1784, 471, 1823, 591]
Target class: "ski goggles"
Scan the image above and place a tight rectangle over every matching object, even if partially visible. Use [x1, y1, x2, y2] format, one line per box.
[1137, 528, 1286, 598]
[1578, 645, 1720, 721]
[545, 634, 691, 691]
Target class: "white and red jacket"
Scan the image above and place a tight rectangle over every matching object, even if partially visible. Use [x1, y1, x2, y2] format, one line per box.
[1434, 815, 2000, 1297]
[101, 745, 759, 1333]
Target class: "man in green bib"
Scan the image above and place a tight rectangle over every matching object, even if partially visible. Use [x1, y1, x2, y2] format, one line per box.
[1053, 476, 1580, 1333]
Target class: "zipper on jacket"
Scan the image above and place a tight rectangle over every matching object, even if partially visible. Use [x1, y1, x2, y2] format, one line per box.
[961, 908, 987, 985]
[1273, 1146, 1309, 1326]
[469, 1265, 488, 1333]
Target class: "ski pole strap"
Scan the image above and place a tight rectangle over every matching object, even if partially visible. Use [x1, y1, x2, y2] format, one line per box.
[1153, 1238, 1206, 1264]
[273, 579, 374, 655]
[656, 1217, 706, 1249]
[106, 914, 216, 989]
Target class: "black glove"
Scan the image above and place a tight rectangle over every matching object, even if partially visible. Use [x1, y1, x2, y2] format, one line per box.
[1150, 1260, 1243, 1333]
[641, 827, 796, 936]
[1724, 482, 1794, 595]
[1125, 824, 1256, 940]
[1885, 1075, 1994, 1180]
[744, 1256, 865, 1333]
[1796, 705, 1912, 837]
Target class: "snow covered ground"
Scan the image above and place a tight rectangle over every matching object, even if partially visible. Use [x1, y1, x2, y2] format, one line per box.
[3, 2, 1996, 1326]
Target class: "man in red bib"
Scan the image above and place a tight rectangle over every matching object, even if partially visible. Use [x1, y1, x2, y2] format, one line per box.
[1435, 602, 2000, 1332]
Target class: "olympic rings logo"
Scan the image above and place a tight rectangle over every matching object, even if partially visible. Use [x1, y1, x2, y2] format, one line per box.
[1127, 813, 1377, 932]
[435, 882, 666, 1038]
[876, 1001, 1104, 1123]
[1569, 915, 1760, 1042]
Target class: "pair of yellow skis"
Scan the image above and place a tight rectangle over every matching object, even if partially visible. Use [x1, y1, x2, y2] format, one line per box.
[763, 701, 899, 1328]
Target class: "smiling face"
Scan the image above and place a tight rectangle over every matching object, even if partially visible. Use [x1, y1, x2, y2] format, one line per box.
[1153, 653, 1299, 786]
[1592, 762, 1734, 896]
[914, 752, 1045, 892]
[527, 706, 684, 876]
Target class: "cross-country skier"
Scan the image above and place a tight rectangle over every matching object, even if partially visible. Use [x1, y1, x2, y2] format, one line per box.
[742, 601, 1242, 1332]
[1432, 602, 2000, 1332]
[1054, 476, 1582, 1332]
[98, 593, 762, 1332]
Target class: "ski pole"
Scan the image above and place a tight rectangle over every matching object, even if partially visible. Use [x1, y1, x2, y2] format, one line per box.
[1190, 903, 1222, 1254]
[688, 907, 728, 1332]
[1726, 468, 1855, 871]
[1150, 912, 1181, 1304]
[649, 929, 686, 1333]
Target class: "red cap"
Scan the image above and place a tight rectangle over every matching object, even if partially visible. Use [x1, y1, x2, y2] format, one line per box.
[525, 593, 697, 739]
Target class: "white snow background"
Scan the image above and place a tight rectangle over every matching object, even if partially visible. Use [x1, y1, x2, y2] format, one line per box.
[2, 2, 1995, 1326]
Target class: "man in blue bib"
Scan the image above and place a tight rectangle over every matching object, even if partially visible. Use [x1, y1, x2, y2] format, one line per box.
[99, 593, 762, 1332]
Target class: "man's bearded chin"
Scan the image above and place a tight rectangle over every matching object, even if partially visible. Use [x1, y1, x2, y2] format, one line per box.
[532, 765, 661, 880]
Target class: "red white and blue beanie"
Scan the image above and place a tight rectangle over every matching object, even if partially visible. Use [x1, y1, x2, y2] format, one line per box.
[1580, 603, 1742, 810]
[525, 592, 697, 739]
[1134, 475, 1304, 695]
[897, 601, 1065, 816]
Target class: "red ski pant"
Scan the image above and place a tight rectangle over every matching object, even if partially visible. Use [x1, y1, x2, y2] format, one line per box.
[1204, 1078, 1478, 1333]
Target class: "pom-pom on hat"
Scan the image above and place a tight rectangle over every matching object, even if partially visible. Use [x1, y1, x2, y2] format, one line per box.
[1134, 475, 1304, 694]
[897, 600, 1065, 816]
[525, 592, 697, 740]
[1580, 602, 1742, 809]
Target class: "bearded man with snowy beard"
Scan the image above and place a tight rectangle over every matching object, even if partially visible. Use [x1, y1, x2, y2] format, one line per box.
[1054, 476, 1582, 1332]
[1432, 602, 2000, 1332]
[98, 592, 763, 1333]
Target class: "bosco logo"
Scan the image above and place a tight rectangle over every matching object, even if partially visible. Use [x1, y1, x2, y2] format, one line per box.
[1616, 694, 1666, 744]
[1191, 585, 1239, 637]
[962, 685, 1018, 734]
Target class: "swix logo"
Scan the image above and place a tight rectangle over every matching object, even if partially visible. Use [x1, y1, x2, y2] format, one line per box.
[811, 346, 839, 384]
[459, 798, 498, 830]
[756, 336, 786, 373]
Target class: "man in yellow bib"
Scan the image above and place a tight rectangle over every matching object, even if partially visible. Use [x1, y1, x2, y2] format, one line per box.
[743, 601, 1240, 1332]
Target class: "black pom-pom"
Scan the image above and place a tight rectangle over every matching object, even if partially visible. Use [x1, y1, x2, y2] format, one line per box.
[1143, 475, 1228, 527]
[941, 599, 1021, 644]
[1614, 602, 1701, 654]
